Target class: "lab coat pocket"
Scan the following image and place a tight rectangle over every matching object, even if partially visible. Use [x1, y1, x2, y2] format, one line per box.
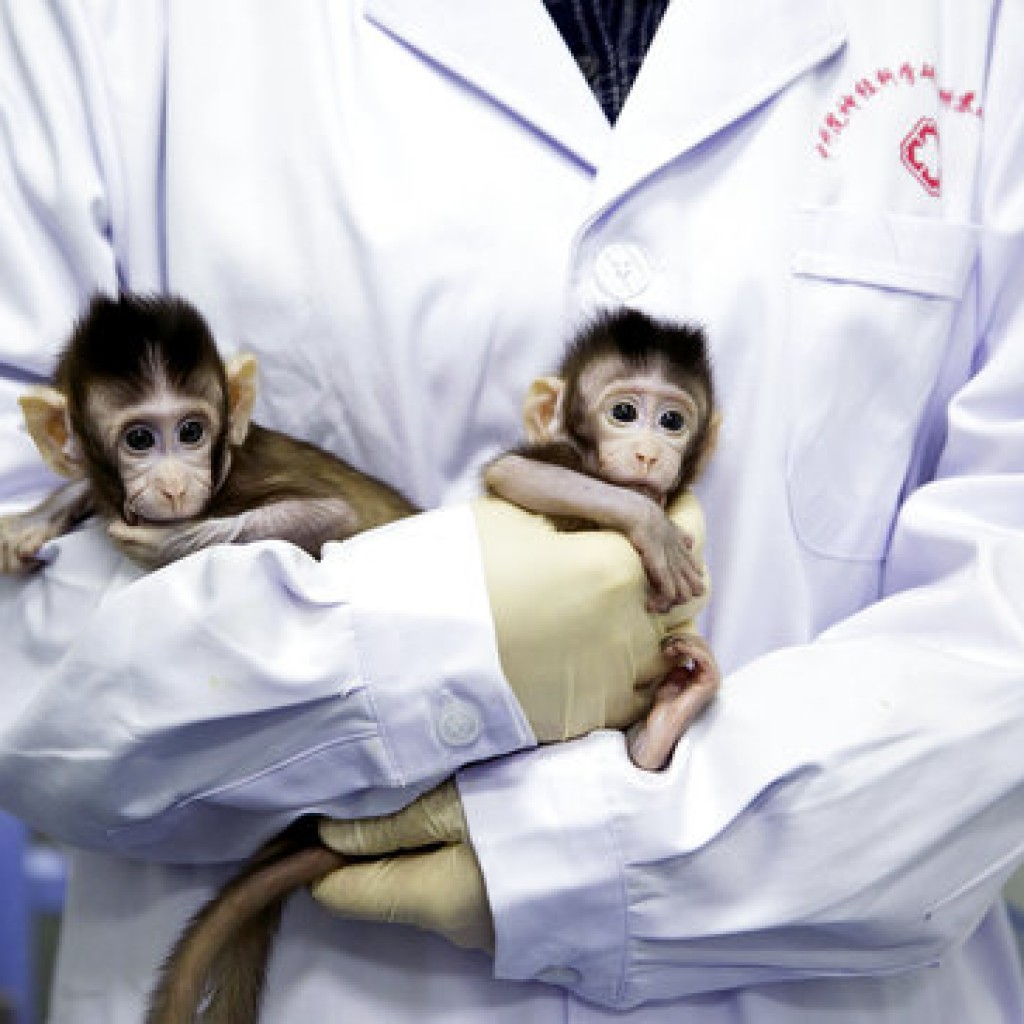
[786, 207, 977, 561]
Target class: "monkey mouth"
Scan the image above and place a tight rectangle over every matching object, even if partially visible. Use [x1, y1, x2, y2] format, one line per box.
[613, 477, 667, 505]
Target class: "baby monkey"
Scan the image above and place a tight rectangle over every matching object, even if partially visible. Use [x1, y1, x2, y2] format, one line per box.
[0, 298, 718, 1024]
[0, 293, 414, 574]
[488, 307, 717, 614]
[486, 307, 721, 771]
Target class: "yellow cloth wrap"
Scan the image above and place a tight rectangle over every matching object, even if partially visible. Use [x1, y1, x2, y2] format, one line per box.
[472, 492, 709, 743]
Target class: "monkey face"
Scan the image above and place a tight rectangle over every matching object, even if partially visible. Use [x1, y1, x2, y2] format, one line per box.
[583, 362, 700, 504]
[94, 390, 220, 524]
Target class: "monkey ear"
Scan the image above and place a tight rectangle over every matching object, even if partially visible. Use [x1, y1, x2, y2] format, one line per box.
[522, 376, 566, 443]
[225, 353, 258, 447]
[19, 387, 84, 479]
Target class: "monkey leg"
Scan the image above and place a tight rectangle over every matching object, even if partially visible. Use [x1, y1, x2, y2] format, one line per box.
[627, 633, 721, 771]
[108, 498, 361, 568]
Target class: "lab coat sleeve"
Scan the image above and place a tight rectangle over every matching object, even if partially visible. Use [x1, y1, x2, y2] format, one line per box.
[0, 514, 532, 863]
[0, 3, 532, 864]
[458, 21, 1024, 1014]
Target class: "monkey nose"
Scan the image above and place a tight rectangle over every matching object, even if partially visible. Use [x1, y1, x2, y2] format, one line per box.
[160, 484, 187, 508]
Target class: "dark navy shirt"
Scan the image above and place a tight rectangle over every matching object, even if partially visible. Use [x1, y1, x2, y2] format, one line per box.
[543, 0, 670, 122]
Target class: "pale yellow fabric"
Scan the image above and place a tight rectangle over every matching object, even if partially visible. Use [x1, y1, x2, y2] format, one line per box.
[472, 492, 708, 742]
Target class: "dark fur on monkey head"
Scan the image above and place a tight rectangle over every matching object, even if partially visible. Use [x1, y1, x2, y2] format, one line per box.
[56, 294, 232, 523]
[556, 308, 716, 499]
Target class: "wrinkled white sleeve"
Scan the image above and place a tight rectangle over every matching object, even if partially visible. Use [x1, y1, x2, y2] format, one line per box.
[0, 515, 532, 863]
[458, 16, 1024, 1014]
[0, 3, 532, 864]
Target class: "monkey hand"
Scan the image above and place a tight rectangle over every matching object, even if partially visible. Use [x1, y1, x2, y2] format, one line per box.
[0, 511, 53, 573]
[313, 780, 494, 953]
[474, 494, 708, 743]
[0, 480, 94, 573]
[626, 497, 706, 614]
[108, 515, 244, 569]
[627, 632, 721, 771]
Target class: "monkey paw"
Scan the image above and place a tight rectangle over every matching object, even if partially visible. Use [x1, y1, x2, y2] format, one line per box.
[107, 520, 184, 569]
[108, 516, 242, 569]
[627, 633, 721, 772]
[630, 507, 704, 613]
[0, 516, 58, 573]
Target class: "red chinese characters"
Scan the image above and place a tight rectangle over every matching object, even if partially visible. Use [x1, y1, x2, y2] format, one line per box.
[815, 60, 982, 162]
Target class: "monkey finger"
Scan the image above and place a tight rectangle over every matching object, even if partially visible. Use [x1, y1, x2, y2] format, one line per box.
[645, 563, 703, 613]
[662, 633, 719, 678]
[640, 548, 686, 613]
[107, 521, 173, 567]
[0, 547, 30, 574]
[1, 537, 44, 573]
[107, 519, 152, 542]
[672, 548, 706, 598]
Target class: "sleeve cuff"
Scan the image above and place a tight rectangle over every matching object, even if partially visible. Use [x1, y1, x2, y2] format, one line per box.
[335, 503, 536, 784]
[457, 730, 630, 1004]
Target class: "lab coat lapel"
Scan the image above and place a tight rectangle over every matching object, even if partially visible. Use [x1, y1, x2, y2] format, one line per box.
[363, 0, 611, 170]
[587, 0, 848, 215]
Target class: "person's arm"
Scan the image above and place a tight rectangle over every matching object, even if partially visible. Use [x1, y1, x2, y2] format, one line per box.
[0, 507, 539, 862]
[0, 2, 535, 863]
[0, 2, 693, 869]
[454, 13, 1024, 1007]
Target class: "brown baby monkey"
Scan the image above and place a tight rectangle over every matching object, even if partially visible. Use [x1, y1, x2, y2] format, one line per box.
[486, 307, 717, 612]
[485, 307, 721, 771]
[0, 292, 414, 574]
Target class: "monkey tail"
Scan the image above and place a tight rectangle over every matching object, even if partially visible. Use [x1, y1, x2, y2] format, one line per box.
[145, 820, 345, 1024]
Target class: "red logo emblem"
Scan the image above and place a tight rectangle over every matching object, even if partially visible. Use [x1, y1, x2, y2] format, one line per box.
[900, 117, 941, 196]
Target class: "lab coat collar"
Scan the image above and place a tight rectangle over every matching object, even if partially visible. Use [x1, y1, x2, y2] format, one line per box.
[363, 0, 612, 170]
[589, 0, 848, 214]
[363, 0, 847, 204]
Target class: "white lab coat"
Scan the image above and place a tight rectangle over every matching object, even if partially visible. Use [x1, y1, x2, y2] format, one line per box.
[0, 1, 1022, 1021]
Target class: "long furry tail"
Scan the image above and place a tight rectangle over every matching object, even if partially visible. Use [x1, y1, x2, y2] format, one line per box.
[145, 818, 345, 1024]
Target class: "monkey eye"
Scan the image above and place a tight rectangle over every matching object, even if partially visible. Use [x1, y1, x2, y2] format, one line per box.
[178, 419, 205, 445]
[659, 409, 688, 433]
[124, 425, 157, 452]
[610, 401, 639, 424]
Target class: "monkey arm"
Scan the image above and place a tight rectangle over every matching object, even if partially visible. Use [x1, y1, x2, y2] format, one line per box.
[106, 498, 361, 569]
[486, 453, 705, 610]
[0, 477, 93, 573]
[486, 452, 656, 531]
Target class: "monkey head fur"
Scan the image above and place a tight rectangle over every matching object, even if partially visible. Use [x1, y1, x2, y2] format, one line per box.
[21, 293, 256, 525]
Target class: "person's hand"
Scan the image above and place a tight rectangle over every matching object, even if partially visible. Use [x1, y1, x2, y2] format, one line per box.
[473, 492, 711, 746]
[312, 780, 493, 952]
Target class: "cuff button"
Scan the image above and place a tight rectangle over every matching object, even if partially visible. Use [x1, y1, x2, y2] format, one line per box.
[436, 697, 482, 747]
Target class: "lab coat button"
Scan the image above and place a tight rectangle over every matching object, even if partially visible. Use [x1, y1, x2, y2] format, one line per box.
[537, 966, 582, 986]
[594, 243, 654, 299]
[436, 698, 482, 747]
